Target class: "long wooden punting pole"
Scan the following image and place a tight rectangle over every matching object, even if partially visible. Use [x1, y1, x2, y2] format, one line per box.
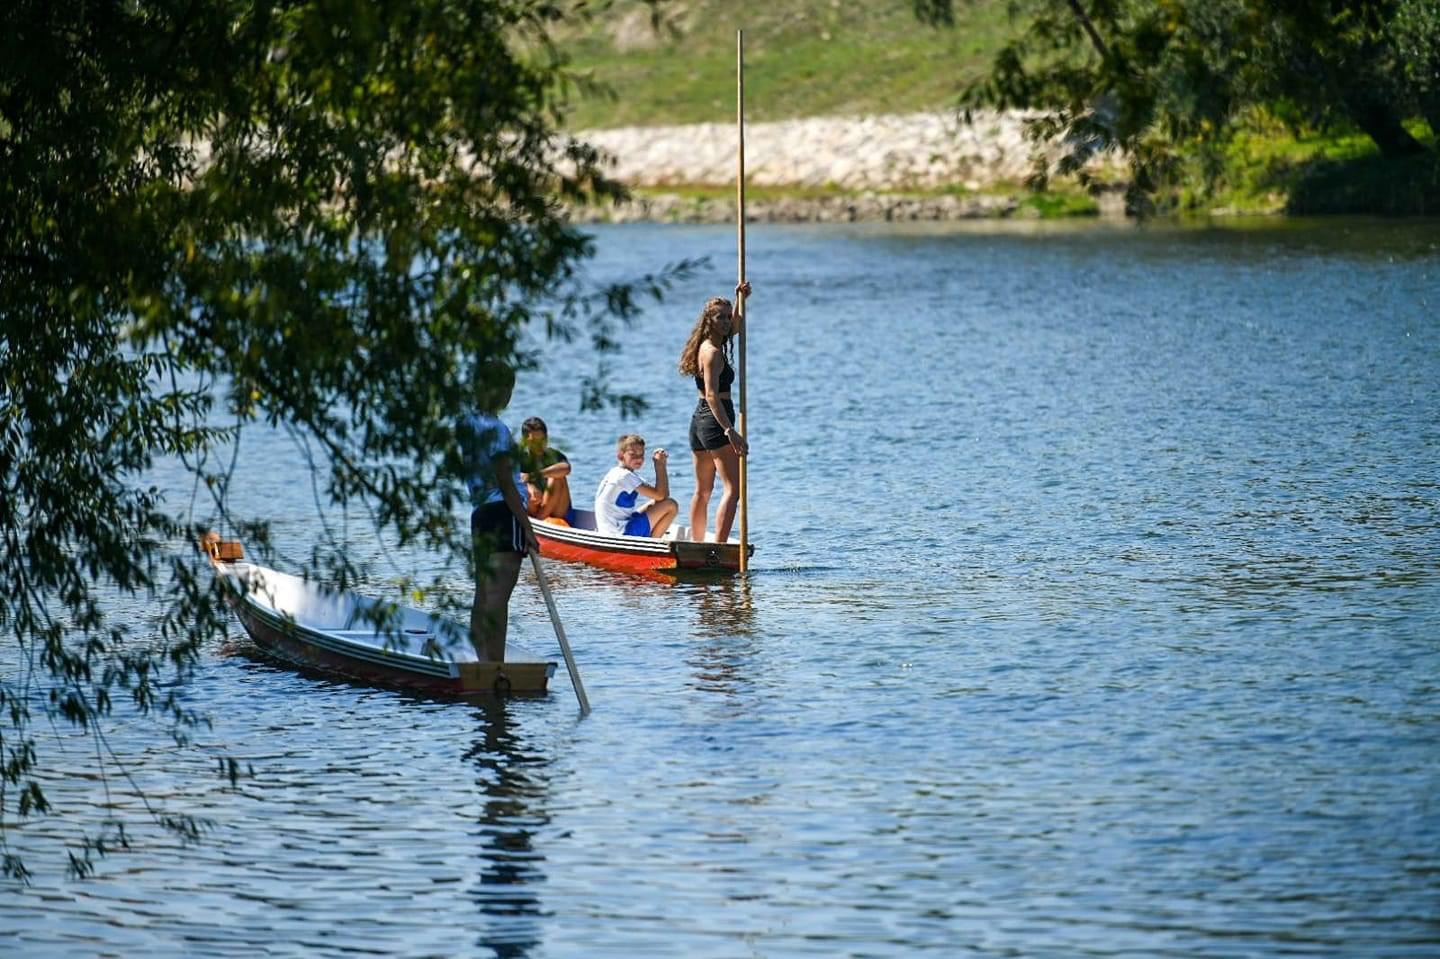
[529, 550, 590, 713]
[736, 28, 749, 575]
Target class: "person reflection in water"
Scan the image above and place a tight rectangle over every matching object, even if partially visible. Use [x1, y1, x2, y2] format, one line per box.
[466, 703, 547, 954]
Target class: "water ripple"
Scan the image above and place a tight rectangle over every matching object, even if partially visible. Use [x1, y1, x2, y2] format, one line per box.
[8, 218, 1439, 957]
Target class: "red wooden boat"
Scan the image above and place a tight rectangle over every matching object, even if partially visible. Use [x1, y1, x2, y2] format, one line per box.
[534, 509, 753, 576]
[204, 538, 555, 697]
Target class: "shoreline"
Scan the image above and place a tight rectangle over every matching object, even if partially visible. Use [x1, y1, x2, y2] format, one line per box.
[567, 110, 1127, 223]
[569, 188, 1125, 224]
[565, 111, 1440, 222]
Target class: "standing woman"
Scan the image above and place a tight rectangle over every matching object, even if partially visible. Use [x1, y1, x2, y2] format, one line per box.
[679, 281, 752, 543]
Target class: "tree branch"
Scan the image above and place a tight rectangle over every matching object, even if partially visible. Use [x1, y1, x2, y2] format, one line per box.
[1064, 0, 1111, 61]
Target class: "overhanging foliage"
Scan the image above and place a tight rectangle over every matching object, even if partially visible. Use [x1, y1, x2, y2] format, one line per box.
[1, 0, 686, 880]
[922, 0, 1439, 210]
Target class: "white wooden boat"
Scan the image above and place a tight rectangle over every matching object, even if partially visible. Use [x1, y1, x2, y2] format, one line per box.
[204, 538, 555, 697]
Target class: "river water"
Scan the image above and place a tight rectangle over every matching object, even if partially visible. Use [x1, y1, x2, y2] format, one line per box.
[7, 218, 1439, 957]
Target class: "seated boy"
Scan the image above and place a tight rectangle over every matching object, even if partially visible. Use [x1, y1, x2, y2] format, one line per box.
[593, 434, 678, 538]
[519, 417, 573, 523]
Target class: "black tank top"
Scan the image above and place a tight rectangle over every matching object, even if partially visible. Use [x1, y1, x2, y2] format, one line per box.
[693, 349, 734, 393]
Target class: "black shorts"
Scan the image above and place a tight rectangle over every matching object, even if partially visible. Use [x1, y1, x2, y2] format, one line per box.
[689, 397, 734, 452]
[471, 502, 525, 555]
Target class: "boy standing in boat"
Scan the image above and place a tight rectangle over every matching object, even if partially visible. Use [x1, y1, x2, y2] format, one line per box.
[519, 417, 574, 524]
[593, 434, 678, 538]
[458, 364, 538, 663]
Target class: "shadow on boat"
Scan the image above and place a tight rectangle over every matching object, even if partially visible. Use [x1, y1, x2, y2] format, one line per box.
[206, 550, 558, 701]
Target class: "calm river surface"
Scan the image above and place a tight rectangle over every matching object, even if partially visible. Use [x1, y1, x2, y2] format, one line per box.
[7, 218, 1440, 957]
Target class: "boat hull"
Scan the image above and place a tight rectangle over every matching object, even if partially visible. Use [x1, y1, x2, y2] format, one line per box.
[534, 511, 752, 576]
[229, 599, 551, 697]
[212, 557, 555, 698]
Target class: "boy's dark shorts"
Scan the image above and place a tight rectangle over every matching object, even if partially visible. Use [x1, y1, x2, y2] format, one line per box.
[472, 502, 525, 554]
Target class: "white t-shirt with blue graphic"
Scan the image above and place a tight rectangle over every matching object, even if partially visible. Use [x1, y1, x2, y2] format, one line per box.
[593, 465, 645, 535]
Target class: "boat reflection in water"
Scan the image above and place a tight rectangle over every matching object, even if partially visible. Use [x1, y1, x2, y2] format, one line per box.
[675, 577, 760, 701]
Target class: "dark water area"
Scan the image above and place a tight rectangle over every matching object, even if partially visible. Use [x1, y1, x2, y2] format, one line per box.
[6, 217, 1439, 956]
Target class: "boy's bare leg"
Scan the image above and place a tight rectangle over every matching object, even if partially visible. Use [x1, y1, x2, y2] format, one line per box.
[470, 552, 522, 662]
[645, 497, 679, 539]
[538, 475, 571, 520]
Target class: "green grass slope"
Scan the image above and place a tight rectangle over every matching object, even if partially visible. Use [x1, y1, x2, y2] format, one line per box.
[1199, 120, 1440, 217]
[556, 0, 1011, 129]
[555, 2, 1440, 216]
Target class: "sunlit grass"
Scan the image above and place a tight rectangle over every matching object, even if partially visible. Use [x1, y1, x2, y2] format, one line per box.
[553, 5, 1439, 216]
[555, 0, 1012, 129]
[1183, 113, 1438, 215]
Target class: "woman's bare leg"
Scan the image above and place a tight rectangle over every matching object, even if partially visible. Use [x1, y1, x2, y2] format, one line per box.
[689, 451, 716, 542]
[712, 447, 742, 542]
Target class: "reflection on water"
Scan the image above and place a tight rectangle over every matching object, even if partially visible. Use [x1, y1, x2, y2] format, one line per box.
[679, 577, 756, 637]
[8, 218, 1439, 958]
[465, 703, 549, 958]
[535, 567, 762, 697]
[679, 579, 758, 698]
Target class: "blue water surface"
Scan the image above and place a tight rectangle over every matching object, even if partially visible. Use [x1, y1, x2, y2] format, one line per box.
[6, 217, 1439, 958]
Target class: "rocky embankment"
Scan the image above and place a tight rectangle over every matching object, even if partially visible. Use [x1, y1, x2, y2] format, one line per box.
[569, 111, 1123, 222]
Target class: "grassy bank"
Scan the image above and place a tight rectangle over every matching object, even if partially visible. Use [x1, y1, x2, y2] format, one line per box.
[1170, 117, 1440, 217]
[556, 0, 1009, 128]
[557, 3, 1440, 217]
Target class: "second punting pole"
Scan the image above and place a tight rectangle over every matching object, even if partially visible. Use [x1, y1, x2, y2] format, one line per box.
[736, 28, 749, 574]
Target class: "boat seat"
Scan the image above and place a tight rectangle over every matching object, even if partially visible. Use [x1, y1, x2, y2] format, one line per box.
[327, 629, 383, 640]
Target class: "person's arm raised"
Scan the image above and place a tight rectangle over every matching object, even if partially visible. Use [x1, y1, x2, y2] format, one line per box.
[636, 448, 669, 500]
[731, 280, 752, 337]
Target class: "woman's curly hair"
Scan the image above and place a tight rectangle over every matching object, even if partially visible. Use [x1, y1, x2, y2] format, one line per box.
[678, 297, 733, 377]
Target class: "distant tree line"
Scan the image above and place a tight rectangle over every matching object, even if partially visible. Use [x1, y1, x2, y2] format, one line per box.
[914, 0, 1440, 206]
